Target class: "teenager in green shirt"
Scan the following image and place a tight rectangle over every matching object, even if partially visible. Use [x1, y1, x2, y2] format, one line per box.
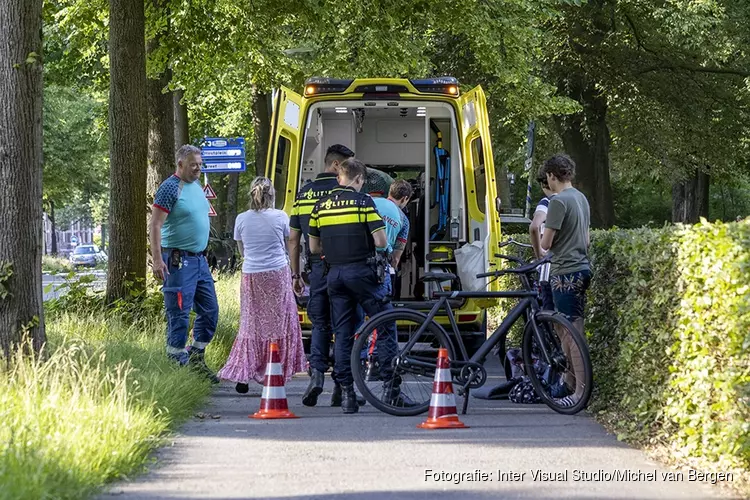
[539, 154, 592, 407]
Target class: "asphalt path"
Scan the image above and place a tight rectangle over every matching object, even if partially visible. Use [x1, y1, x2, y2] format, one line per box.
[101, 356, 739, 500]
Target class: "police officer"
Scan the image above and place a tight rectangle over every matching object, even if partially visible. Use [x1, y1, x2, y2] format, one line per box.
[289, 144, 365, 408]
[308, 158, 405, 414]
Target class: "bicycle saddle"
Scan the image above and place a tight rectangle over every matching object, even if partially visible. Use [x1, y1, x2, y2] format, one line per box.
[421, 271, 457, 283]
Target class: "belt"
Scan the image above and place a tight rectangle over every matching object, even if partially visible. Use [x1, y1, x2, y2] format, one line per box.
[166, 248, 206, 257]
[327, 258, 370, 267]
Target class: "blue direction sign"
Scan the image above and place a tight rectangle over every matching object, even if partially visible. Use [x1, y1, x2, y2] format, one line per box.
[200, 137, 246, 173]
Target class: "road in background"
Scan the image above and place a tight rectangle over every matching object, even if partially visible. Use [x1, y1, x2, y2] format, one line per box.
[43, 271, 107, 301]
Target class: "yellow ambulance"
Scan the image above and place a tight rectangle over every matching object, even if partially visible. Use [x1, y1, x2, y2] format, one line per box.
[265, 77, 503, 354]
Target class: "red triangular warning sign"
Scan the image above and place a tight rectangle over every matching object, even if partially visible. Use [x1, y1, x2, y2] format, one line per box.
[203, 183, 217, 200]
[208, 203, 217, 217]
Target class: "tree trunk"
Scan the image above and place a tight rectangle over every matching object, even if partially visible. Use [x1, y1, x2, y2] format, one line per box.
[173, 88, 189, 148]
[211, 174, 228, 233]
[106, 0, 148, 303]
[0, 0, 46, 356]
[672, 169, 709, 223]
[556, 80, 615, 228]
[147, 68, 174, 201]
[252, 85, 271, 177]
[146, 0, 174, 201]
[495, 163, 512, 212]
[225, 173, 239, 235]
[50, 200, 58, 255]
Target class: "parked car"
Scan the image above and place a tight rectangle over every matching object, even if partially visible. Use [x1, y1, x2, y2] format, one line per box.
[69, 244, 107, 268]
[206, 227, 239, 273]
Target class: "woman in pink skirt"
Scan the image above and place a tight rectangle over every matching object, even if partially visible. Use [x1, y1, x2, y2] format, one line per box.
[218, 177, 307, 393]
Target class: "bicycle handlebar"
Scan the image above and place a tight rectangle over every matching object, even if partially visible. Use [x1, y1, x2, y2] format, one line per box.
[477, 253, 551, 279]
[498, 238, 532, 249]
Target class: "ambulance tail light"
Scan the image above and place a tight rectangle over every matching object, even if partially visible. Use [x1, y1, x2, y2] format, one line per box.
[304, 77, 353, 96]
[410, 77, 460, 97]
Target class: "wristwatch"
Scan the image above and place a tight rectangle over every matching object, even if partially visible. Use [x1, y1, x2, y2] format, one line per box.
[291, 273, 301, 279]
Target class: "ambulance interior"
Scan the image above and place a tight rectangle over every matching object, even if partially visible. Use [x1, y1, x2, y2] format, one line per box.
[288, 101, 489, 302]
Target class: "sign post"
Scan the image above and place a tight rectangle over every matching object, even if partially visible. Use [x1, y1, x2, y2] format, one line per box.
[200, 137, 245, 216]
[523, 121, 536, 219]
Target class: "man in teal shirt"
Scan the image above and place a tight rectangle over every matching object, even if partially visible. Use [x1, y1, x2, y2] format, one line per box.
[149, 144, 219, 382]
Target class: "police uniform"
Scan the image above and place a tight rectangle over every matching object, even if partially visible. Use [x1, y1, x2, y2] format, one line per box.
[289, 172, 340, 374]
[308, 187, 398, 391]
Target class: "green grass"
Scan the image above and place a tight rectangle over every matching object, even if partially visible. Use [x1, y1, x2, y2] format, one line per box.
[0, 273, 242, 500]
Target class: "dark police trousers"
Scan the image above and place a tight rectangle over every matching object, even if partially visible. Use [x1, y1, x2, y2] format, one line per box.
[307, 259, 334, 374]
[327, 262, 397, 386]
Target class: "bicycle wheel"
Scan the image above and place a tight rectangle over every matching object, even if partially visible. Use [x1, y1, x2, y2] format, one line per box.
[351, 309, 455, 417]
[522, 312, 593, 415]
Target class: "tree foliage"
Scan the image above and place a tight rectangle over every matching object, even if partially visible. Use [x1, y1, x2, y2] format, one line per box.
[42, 85, 109, 228]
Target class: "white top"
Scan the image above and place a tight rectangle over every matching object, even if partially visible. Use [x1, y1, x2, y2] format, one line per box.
[234, 209, 290, 274]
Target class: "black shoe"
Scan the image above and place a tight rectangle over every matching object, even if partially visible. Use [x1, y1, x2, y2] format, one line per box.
[331, 384, 366, 407]
[341, 384, 359, 414]
[384, 378, 416, 408]
[235, 383, 249, 394]
[331, 383, 342, 407]
[188, 349, 220, 384]
[364, 358, 381, 382]
[302, 369, 324, 407]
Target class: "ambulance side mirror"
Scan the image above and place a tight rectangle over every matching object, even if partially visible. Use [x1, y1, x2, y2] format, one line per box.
[495, 197, 502, 213]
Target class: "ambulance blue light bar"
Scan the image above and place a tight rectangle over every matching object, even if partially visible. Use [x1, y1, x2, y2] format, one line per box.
[410, 77, 460, 96]
[304, 78, 354, 96]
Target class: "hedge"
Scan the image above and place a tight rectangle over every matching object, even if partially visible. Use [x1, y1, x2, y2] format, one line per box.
[494, 219, 750, 473]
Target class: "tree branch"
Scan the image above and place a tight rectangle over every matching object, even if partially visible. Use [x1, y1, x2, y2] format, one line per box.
[638, 63, 750, 78]
[623, 12, 655, 55]
[621, 11, 750, 78]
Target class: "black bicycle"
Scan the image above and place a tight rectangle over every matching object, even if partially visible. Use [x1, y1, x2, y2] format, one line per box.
[350, 243, 593, 417]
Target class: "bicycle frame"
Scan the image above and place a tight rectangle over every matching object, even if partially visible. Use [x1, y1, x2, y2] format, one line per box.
[396, 289, 538, 375]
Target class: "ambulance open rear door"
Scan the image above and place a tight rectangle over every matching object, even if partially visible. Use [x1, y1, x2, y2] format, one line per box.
[265, 86, 306, 213]
[457, 85, 503, 292]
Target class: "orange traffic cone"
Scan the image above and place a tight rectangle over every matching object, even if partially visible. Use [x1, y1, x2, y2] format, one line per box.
[417, 348, 467, 429]
[251, 340, 299, 419]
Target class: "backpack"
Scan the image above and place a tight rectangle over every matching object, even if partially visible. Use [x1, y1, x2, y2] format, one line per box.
[509, 376, 551, 404]
[505, 347, 551, 404]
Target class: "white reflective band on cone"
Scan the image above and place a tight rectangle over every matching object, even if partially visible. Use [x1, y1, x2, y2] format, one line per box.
[261, 386, 287, 400]
[265, 363, 283, 376]
[429, 393, 457, 408]
[434, 368, 452, 382]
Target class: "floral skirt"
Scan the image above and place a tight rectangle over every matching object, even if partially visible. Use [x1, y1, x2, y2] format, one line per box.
[217, 266, 307, 385]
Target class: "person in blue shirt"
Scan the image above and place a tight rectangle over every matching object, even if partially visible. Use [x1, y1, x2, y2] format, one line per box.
[372, 179, 412, 287]
[362, 180, 413, 385]
[149, 145, 219, 382]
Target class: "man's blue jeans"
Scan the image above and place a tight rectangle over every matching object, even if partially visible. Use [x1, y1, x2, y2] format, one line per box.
[161, 250, 219, 364]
